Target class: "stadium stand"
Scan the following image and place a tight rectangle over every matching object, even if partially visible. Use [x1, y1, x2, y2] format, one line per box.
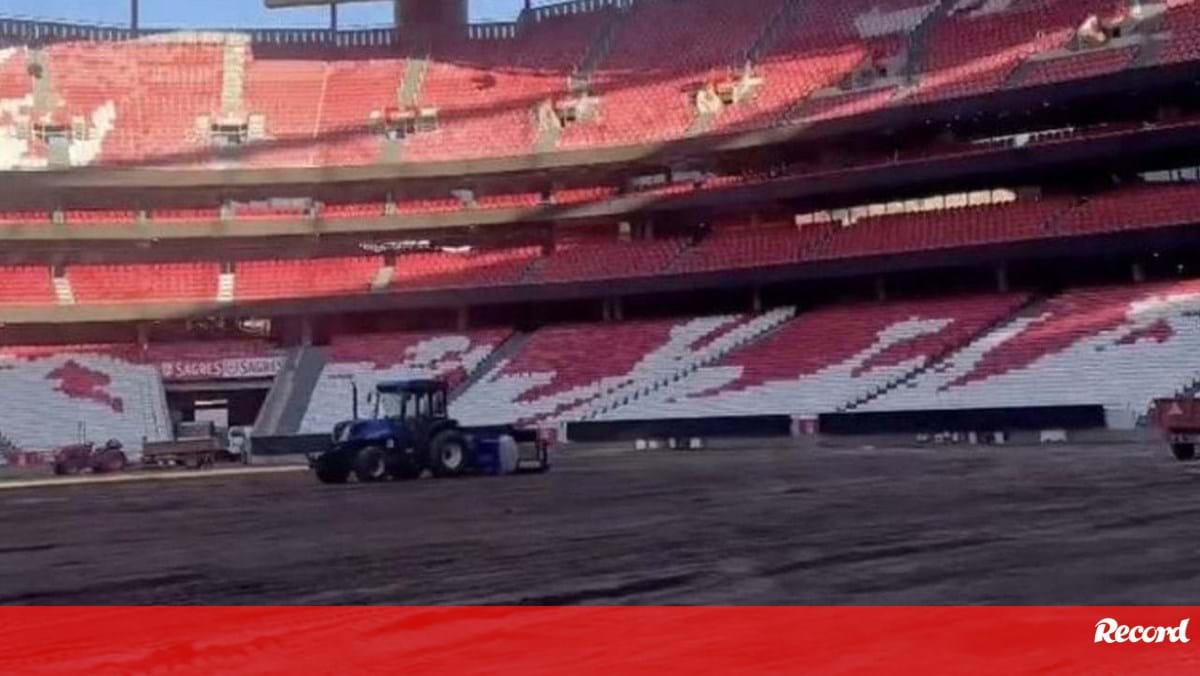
[452, 309, 796, 426]
[0, 344, 172, 452]
[0, 1, 1196, 168]
[593, 294, 1029, 420]
[535, 229, 688, 282]
[0, 266, 54, 305]
[299, 329, 512, 433]
[390, 247, 540, 289]
[806, 195, 1074, 259]
[234, 257, 382, 300]
[68, 263, 220, 304]
[862, 280, 1200, 421]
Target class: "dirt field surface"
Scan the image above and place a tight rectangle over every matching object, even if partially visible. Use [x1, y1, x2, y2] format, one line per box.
[1, 442, 1198, 605]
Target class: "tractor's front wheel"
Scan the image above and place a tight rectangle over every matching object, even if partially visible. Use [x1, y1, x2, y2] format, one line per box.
[314, 454, 352, 484]
[430, 431, 472, 478]
[353, 446, 389, 482]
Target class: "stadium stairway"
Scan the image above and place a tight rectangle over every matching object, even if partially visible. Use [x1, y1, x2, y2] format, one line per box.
[29, 48, 55, 112]
[839, 293, 1042, 412]
[572, 307, 798, 424]
[450, 331, 532, 403]
[903, 0, 955, 82]
[571, 5, 631, 89]
[399, 53, 429, 108]
[220, 37, 248, 114]
[253, 345, 327, 437]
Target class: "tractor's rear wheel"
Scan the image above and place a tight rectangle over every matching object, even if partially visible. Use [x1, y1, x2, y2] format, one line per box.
[354, 446, 388, 482]
[314, 454, 351, 484]
[1172, 443, 1196, 461]
[430, 431, 472, 478]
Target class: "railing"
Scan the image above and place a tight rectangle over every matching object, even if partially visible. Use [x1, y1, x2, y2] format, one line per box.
[526, 0, 635, 23]
[0, 16, 399, 47]
[467, 23, 519, 40]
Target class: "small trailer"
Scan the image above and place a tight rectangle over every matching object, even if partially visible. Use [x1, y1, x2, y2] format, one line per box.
[142, 437, 222, 469]
[1152, 398, 1200, 461]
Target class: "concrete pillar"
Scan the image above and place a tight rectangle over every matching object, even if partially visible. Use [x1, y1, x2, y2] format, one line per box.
[612, 297, 624, 321]
[1132, 262, 1146, 283]
[752, 287, 763, 313]
[456, 307, 469, 331]
[330, 2, 338, 33]
[136, 323, 149, 350]
[874, 276, 887, 302]
[601, 298, 612, 322]
[995, 264, 1009, 293]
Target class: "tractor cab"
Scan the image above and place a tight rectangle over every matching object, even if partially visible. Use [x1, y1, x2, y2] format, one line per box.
[370, 379, 451, 450]
[373, 379, 448, 422]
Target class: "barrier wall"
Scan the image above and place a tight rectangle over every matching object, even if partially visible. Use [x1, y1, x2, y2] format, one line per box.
[566, 415, 793, 442]
[817, 406, 1107, 435]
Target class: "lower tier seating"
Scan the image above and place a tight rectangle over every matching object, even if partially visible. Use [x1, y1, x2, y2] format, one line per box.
[298, 329, 512, 434]
[452, 308, 796, 427]
[0, 345, 172, 453]
[595, 294, 1029, 420]
[862, 280, 1200, 420]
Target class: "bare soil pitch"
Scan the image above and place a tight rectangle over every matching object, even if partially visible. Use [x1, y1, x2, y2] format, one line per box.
[0, 443, 1195, 604]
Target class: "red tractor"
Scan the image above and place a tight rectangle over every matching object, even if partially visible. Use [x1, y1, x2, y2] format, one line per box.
[52, 439, 129, 476]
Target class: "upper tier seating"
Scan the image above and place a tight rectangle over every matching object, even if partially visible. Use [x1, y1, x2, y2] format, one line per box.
[535, 230, 687, 283]
[1055, 182, 1200, 235]
[390, 248, 539, 289]
[1161, 0, 1200, 65]
[0, 266, 54, 305]
[807, 196, 1074, 259]
[404, 14, 601, 161]
[670, 221, 836, 273]
[1017, 45, 1139, 87]
[598, 293, 1029, 420]
[242, 57, 327, 167]
[299, 329, 512, 433]
[911, 0, 1125, 104]
[316, 59, 406, 166]
[713, 0, 931, 132]
[235, 257, 381, 300]
[452, 308, 796, 426]
[68, 263, 219, 303]
[559, 0, 789, 149]
[1, 2, 1197, 167]
[0, 344, 171, 452]
[864, 280, 1200, 419]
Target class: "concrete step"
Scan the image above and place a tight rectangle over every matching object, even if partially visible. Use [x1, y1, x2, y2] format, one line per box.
[217, 272, 236, 303]
[52, 275, 74, 306]
[370, 265, 395, 291]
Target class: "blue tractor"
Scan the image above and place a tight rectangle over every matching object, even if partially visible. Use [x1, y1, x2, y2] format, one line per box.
[309, 379, 550, 484]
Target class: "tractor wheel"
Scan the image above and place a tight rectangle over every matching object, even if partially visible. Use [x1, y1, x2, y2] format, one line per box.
[314, 454, 351, 484]
[387, 453, 423, 480]
[430, 431, 472, 478]
[353, 446, 389, 483]
[1172, 443, 1196, 462]
[93, 450, 128, 474]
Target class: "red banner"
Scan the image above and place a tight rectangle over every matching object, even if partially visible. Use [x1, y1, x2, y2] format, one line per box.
[1, 607, 1199, 674]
